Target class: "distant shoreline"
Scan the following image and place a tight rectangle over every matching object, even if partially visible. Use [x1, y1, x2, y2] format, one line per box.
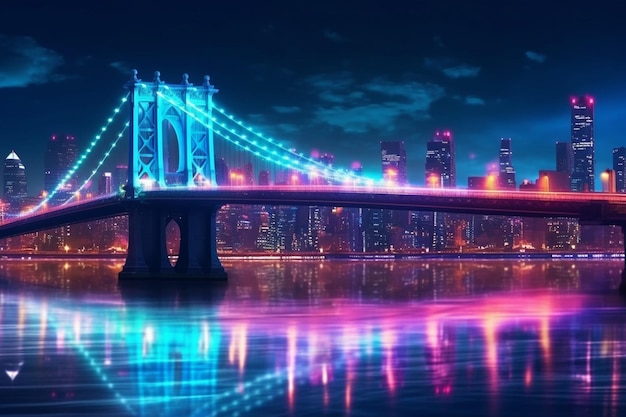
[1, 252, 623, 261]
[219, 252, 625, 261]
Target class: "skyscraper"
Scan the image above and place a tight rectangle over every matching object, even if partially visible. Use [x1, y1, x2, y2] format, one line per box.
[555, 141, 573, 175]
[98, 172, 113, 195]
[498, 138, 516, 189]
[570, 96, 595, 191]
[44, 134, 78, 200]
[381, 141, 407, 185]
[613, 147, 626, 192]
[424, 131, 456, 187]
[3, 150, 27, 202]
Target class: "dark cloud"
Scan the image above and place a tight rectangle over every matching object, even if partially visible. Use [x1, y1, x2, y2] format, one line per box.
[465, 96, 486, 106]
[0, 35, 64, 88]
[423, 57, 481, 79]
[442, 64, 481, 79]
[272, 105, 302, 114]
[323, 29, 347, 43]
[308, 73, 445, 133]
[109, 61, 132, 75]
[525, 51, 547, 63]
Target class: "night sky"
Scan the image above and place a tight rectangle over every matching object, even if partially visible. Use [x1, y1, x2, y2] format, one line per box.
[1, 1, 626, 193]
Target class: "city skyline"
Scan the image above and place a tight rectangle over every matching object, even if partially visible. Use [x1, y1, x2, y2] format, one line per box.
[1, 2, 626, 192]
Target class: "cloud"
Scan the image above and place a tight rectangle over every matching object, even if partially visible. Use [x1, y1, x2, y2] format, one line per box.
[442, 64, 481, 79]
[277, 123, 300, 133]
[0, 35, 64, 88]
[525, 51, 546, 63]
[323, 29, 347, 43]
[307, 73, 445, 133]
[423, 57, 481, 79]
[109, 61, 132, 75]
[465, 96, 486, 106]
[272, 105, 302, 114]
[307, 71, 355, 91]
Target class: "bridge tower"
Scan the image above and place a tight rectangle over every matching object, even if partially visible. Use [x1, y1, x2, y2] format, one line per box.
[124, 69, 219, 195]
[119, 70, 226, 281]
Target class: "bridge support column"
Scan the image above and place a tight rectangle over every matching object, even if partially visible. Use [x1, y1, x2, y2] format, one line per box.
[119, 202, 226, 281]
[175, 206, 227, 279]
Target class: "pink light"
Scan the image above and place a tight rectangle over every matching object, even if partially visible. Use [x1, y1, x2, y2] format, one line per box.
[588, 97, 594, 104]
[571, 98, 577, 104]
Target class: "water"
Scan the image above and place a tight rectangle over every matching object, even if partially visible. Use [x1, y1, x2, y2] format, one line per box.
[1, 258, 626, 416]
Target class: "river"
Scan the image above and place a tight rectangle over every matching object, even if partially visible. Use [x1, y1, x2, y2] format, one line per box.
[1, 258, 625, 416]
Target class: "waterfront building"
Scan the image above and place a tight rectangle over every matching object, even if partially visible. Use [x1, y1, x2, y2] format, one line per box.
[114, 164, 128, 193]
[44, 134, 78, 202]
[381, 141, 407, 185]
[570, 96, 595, 191]
[425, 131, 456, 187]
[498, 138, 516, 189]
[98, 172, 113, 195]
[537, 170, 570, 192]
[3, 151, 27, 206]
[613, 147, 626, 192]
[556, 141, 573, 175]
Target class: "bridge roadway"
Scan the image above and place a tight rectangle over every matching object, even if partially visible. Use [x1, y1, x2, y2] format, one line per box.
[2, 186, 626, 238]
[2, 186, 626, 289]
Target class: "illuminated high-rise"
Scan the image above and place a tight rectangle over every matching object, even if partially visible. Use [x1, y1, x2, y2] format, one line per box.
[98, 172, 112, 195]
[425, 131, 455, 187]
[613, 147, 626, 192]
[44, 134, 78, 200]
[3, 150, 27, 201]
[570, 96, 595, 191]
[498, 138, 516, 189]
[381, 141, 407, 185]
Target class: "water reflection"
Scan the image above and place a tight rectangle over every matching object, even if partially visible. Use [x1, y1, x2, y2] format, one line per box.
[0, 259, 626, 416]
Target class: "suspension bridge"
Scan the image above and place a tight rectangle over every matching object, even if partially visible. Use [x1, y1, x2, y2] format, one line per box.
[1, 69, 626, 285]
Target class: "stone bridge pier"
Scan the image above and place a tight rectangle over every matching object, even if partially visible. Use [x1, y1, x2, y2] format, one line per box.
[119, 201, 227, 280]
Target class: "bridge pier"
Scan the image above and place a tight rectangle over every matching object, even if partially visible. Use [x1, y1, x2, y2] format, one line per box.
[119, 202, 227, 281]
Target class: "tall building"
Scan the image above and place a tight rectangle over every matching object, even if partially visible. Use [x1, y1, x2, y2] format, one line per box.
[113, 164, 128, 192]
[381, 141, 407, 185]
[44, 134, 78, 200]
[498, 138, 516, 189]
[570, 96, 595, 192]
[425, 131, 456, 187]
[555, 141, 573, 175]
[98, 172, 113, 195]
[258, 170, 271, 186]
[613, 147, 626, 192]
[3, 150, 27, 202]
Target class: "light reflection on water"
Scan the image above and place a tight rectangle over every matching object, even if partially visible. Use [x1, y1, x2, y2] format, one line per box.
[1, 259, 626, 416]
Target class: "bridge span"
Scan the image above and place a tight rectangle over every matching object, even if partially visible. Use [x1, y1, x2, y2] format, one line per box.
[2, 186, 626, 288]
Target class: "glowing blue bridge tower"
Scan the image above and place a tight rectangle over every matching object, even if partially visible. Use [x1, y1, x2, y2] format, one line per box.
[120, 70, 225, 281]
[125, 69, 219, 194]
